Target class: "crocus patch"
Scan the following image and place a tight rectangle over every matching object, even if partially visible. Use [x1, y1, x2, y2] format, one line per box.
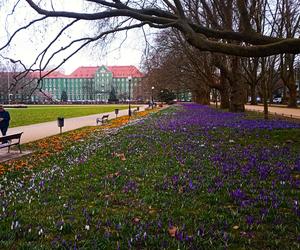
[0, 104, 299, 249]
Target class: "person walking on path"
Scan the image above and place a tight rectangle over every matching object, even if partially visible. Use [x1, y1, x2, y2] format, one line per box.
[0, 105, 10, 139]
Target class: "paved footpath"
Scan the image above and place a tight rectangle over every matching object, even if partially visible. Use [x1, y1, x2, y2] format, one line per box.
[5, 105, 148, 145]
[245, 104, 300, 119]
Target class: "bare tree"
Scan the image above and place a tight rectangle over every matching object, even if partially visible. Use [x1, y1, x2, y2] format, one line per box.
[2, 1, 300, 66]
[1, 0, 300, 109]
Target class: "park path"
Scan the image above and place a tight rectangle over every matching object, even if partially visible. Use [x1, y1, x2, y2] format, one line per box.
[5, 105, 148, 144]
[245, 104, 300, 119]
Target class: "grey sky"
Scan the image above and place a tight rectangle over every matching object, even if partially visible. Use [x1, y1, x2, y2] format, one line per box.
[0, 0, 147, 73]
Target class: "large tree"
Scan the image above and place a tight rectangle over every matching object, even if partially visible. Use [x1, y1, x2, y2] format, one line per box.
[1, 0, 300, 63]
[1, 0, 300, 109]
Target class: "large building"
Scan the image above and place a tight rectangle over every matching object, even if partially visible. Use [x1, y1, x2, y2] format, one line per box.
[31, 65, 144, 102]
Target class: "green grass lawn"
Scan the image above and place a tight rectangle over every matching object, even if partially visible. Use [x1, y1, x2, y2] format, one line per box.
[7, 105, 133, 127]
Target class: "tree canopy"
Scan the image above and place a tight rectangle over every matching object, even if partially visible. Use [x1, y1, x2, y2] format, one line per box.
[1, 0, 300, 111]
[1, 0, 300, 72]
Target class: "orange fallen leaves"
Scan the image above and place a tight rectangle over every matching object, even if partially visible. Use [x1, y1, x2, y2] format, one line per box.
[1, 108, 159, 175]
[0, 164, 5, 175]
[136, 111, 149, 117]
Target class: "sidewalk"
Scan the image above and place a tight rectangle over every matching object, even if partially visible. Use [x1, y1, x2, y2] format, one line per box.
[4, 105, 148, 145]
[245, 104, 300, 119]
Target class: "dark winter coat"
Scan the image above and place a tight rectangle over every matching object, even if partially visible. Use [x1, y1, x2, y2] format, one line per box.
[0, 110, 10, 128]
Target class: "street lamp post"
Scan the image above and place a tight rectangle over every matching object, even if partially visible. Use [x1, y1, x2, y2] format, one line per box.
[2, 59, 16, 104]
[7, 70, 10, 104]
[128, 76, 132, 116]
[151, 86, 155, 108]
[4, 63, 10, 104]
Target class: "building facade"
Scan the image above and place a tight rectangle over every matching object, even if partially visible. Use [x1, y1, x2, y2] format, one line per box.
[31, 65, 144, 102]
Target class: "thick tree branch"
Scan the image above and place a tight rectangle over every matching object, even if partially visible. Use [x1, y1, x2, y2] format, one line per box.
[3, 0, 298, 59]
[237, 0, 253, 32]
[185, 31, 300, 57]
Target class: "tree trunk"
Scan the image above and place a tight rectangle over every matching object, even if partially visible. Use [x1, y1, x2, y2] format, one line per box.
[229, 81, 246, 112]
[283, 86, 287, 104]
[193, 88, 210, 105]
[262, 81, 268, 120]
[202, 90, 210, 105]
[229, 57, 245, 112]
[219, 86, 230, 109]
[263, 97, 268, 120]
[219, 69, 230, 109]
[287, 83, 298, 107]
[250, 84, 257, 105]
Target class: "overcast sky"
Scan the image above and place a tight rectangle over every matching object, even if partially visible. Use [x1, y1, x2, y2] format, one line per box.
[0, 0, 149, 74]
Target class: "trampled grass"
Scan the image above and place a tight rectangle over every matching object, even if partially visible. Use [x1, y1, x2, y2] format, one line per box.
[7, 105, 133, 127]
[0, 104, 300, 249]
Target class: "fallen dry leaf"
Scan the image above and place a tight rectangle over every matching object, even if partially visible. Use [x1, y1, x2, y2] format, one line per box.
[112, 152, 126, 161]
[107, 171, 121, 178]
[132, 217, 140, 224]
[168, 226, 178, 237]
[119, 153, 126, 161]
[149, 208, 156, 214]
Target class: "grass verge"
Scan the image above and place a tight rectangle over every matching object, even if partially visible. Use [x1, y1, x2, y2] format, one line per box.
[7, 105, 135, 127]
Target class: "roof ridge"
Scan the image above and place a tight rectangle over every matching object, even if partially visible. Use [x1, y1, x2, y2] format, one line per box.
[30, 65, 143, 78]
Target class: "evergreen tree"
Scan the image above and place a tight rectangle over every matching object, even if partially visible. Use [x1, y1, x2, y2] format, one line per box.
[108, 87, 118, 102]
[61, 90, 68, 102]
[157, 89, 176, 104]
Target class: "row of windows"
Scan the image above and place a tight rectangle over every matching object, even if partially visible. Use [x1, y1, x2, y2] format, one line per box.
[96, 73, 111, 77]
[43, 78, 93, 84]
[44, 85, 141, 93]
[44, 81, 142, 89]
[46, 84, 135, 94]
[112, 78, 141, 82]
[47, 89, 134, 96]
[43, 85, 96, 91]
[42, 77, 141, 84]
[42, 81, 140, 90]
[42, 77, 140, 83]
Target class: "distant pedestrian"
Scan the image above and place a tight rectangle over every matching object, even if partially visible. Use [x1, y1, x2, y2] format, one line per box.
[0, 105, 10, 138]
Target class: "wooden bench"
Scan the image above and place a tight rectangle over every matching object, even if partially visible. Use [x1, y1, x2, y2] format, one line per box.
[0, 132, 23, 153]
[96, 114, 109, 125]
[132, 109, 138, 115]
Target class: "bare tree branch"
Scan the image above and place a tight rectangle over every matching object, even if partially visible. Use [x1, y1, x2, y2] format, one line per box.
[0, 16, 48, 51]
